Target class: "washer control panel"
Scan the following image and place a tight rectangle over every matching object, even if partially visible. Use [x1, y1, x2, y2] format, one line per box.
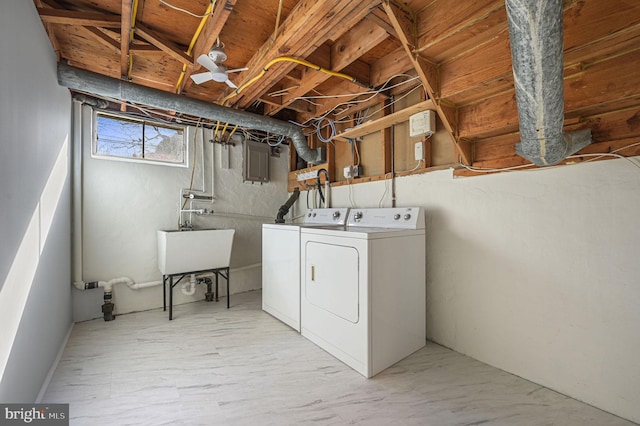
[348, 207, 424, 229]
[304, 208, 350, 225]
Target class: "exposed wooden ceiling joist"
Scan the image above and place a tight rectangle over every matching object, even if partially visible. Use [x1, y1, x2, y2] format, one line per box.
[135, 24, 193, 66]
[179, 0, 238, 94]
[37, 8, 121, 27]
[225, 0, 382, 109]
[120, 0, 133, 78]
[264, 17, 390, 116]
[382, 0, 472, 165]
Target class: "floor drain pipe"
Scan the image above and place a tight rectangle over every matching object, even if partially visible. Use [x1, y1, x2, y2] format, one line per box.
[506, 0, 591, 166]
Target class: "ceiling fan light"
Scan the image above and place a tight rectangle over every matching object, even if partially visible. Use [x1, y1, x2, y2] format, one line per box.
[207, 46, 227, 63]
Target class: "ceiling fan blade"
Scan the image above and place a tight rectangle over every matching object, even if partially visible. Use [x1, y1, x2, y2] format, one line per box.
[191, 72, 213, 84]
[226, 67, 249, 74]
[225, 79, 238, 89]
[196, 54, 217, 71]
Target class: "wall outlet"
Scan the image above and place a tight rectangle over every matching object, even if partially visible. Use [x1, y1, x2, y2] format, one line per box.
[414, 141, 424, 161]
[343, 165, 352, 179]
[352, 165, 362, 177]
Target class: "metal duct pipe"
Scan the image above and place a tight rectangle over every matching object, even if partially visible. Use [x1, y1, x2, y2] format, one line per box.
[57, 63, 324, 164]
[505, 0, 591, 166]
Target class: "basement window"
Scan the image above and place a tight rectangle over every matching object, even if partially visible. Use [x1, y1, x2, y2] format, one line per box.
[93, 112, 187, 166]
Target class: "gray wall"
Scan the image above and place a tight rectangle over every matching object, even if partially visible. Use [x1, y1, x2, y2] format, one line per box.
[0, 1, 73, 401]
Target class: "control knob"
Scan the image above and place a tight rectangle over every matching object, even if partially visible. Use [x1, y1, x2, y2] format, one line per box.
[404, 213, 411, 220]
[333, 210, 341, 219]
[353, 211, 363, 221]
[394, 214, 401, 220]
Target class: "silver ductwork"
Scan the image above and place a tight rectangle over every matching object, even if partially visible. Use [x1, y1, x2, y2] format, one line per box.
[506, 0, 591, 166]
[57, 63, 324, 164]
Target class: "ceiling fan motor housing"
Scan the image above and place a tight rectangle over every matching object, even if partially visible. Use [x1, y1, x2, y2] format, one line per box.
[208, 46, 227, 63]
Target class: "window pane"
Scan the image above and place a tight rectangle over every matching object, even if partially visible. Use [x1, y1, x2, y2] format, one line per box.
[96, 114, 143, 158]
[144, 124, 185, 163]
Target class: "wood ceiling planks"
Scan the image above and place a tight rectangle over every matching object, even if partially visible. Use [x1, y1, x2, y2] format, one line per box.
[33, 0, 640, 177]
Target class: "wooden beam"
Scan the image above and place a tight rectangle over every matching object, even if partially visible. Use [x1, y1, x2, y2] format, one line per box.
[335, 99, 435, 141]
[82, 27, 120, 53]
[129, 44, 162, 54]
[180, 0, 238, 94]
[227, 0, 381, 109]
[296, 79, 378, 122]
[370, 47, 413, 87]
[37, 8, 121, 27]
[135, 24, 193, 66]
[367, 5, 400, 39]
[120, 0, 133, 78]
[33, 0, 62, 61]
[264, 18, 388, 116]
[382, 0, 471, 165]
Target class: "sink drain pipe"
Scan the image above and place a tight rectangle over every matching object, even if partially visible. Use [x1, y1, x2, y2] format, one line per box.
[58, 63, 324, 165]
[505, 0, 591, 166]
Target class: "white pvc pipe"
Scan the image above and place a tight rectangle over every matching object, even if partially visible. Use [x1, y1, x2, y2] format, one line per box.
[72, 102, 84, 287]
[210, 128, 215, 201]
[181, 274, 197, 296]
[127, 280, 163, 290]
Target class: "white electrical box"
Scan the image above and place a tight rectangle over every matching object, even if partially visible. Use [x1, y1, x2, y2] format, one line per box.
[409, 110, 435, 137]
[414, 141, 424, 161]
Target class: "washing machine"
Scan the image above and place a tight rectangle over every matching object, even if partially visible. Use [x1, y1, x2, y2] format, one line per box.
[300, 207, 426, 378]
[262, 208, 349, 331]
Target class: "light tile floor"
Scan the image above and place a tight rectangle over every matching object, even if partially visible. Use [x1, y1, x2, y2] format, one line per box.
[44, 291, 636, 426]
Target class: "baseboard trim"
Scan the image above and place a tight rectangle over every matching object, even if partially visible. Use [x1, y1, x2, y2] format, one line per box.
[36, 322, 73, 403]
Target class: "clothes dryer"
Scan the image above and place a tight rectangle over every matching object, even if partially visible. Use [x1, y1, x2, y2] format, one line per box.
[300, 207, 426, 377]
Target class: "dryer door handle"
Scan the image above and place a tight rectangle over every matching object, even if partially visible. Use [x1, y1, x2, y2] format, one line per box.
[311, 265, 315, 281]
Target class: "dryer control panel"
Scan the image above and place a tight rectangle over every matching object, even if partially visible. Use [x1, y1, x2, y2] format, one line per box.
[304, 208, 350, 225]
[347, 207, 424, 229]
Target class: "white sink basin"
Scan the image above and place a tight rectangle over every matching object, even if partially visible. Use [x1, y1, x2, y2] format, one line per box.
[157, 229, 235, 275]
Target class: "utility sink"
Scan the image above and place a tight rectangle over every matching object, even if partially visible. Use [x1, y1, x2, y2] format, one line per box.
[157, 229, 235, 275]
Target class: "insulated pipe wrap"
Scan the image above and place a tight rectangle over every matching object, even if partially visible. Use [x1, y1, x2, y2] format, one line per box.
[506, 0, 591, 166]
[57, 63, 324, 164]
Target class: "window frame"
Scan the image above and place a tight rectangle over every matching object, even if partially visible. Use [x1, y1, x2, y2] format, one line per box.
[91, 110, 189, 168]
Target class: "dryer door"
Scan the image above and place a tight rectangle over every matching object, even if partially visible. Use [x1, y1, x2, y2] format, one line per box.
[304, 241, 359, 323]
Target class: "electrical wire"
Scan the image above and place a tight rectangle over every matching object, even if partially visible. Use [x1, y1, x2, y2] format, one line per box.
[174, 0, 216, 92]
[459, 142, 640, 174]
[353, 139, 361, 166]
[221, 56, 360, 104]
[316, 118, 336, 143]
[291, 75, 421, 128]
[378, 160, 423, 207]
[347, 177, 356, 208]
[291, 80, 424, 141]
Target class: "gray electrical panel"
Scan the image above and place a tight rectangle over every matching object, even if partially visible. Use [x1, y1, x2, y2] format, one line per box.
[243, 140, 270, 183]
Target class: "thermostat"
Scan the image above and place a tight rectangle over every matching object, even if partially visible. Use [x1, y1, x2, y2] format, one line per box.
[409, 110, 435, 137]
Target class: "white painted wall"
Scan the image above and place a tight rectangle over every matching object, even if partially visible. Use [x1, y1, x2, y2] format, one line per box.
[73, 106, 290, 321]
[0, 0, 72, 401]
[306, 157, 640, 422]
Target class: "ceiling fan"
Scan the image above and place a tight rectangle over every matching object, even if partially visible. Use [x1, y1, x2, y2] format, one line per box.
[190, 43, 248, 89]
